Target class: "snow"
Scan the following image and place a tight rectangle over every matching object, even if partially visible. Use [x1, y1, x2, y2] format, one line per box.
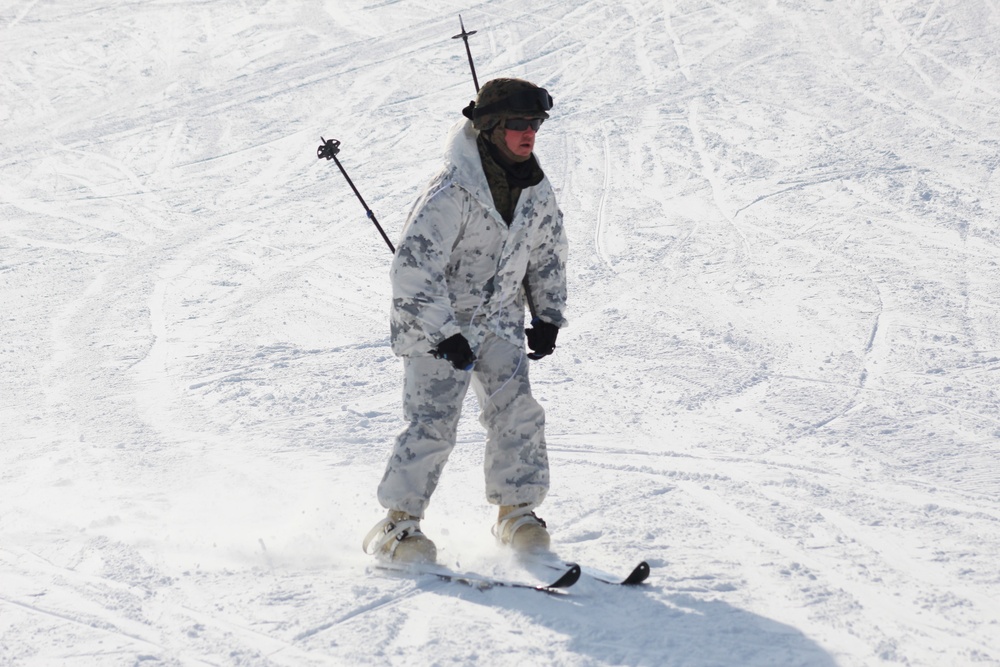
[2, 0, 999, 664]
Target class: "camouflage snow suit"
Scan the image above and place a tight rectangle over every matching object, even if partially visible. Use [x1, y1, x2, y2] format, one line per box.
[378, 118, 568, 519]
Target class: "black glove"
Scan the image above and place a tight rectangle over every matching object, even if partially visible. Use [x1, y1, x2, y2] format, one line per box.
[432, 333, 476, 370]
[525, 319, 559, 360]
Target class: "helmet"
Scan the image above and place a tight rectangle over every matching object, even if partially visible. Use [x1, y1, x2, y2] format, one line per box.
[462, 78, 553, 131]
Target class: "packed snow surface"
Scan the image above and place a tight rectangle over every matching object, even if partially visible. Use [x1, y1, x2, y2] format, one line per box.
[2, 1, 999, 665]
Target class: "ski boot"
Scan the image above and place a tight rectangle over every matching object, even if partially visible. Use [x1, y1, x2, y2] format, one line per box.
[363, 510, 437, 564]
[494, 504, 551, 553]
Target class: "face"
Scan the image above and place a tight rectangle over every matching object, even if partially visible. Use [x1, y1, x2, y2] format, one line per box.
[502, 119, 537, 159]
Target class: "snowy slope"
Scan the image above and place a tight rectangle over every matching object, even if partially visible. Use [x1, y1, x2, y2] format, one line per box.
[2, 0, 999, 665]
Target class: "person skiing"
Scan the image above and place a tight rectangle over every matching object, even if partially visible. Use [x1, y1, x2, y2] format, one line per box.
[362, 78, 569, 564]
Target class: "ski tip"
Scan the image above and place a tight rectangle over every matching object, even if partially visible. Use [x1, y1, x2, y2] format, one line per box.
[621, 561, 651, 586]
[548, 563, 582, 588]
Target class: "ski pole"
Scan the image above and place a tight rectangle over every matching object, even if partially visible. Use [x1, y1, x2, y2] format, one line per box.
[316, 137, 395, 254]
[452, 15, 480, 93]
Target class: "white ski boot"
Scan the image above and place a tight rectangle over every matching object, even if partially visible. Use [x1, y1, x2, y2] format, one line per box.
[363, 510, 437, 564]
[494, 504, 551, 553]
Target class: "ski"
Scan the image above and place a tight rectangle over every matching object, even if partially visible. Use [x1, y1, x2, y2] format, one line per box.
[525, 557, 651, 586]
[375, 561, 581, 594]
[612, 560, 651, 586]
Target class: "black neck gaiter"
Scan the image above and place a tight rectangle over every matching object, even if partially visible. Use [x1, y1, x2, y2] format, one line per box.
[477, 134, 545, 224]
[484, 137, 544, 188]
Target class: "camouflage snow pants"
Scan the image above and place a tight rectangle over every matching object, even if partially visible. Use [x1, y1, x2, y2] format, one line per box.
[377, 334, 549, 518]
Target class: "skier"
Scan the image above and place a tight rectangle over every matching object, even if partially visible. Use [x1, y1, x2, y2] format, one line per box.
[363, 78, 569, 564]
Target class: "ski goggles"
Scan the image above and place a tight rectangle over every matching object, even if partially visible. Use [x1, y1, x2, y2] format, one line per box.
[506, 87, 553, 113]
[504, 118, 544, 131]
[474, 87, 554, 119]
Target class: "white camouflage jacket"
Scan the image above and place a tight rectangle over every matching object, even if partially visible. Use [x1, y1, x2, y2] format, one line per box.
[389, 119, 568, 357]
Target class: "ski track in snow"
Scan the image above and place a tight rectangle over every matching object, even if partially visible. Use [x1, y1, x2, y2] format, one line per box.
[594, 126, 615, 273]
[2, 1, 1000, 665]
